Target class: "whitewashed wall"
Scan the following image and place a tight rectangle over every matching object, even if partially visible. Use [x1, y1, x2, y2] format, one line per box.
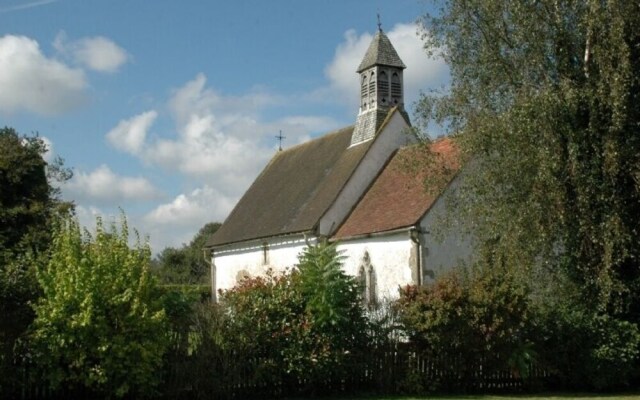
[337, 232, 414, 301]
[418, 175, 474, 283]
[212, 231, 416, 302]
[211, 234, 317, 298]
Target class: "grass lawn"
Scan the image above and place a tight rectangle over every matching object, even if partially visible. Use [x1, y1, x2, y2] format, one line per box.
[321, 395, 640, 400]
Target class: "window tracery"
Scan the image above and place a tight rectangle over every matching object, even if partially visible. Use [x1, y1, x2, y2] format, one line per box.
[358, 251, 376, 306]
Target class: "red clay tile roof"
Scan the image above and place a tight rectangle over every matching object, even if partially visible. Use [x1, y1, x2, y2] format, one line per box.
[333, 137, 460, 239]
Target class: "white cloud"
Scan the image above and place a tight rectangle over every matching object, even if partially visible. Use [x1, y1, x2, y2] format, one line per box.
[65, 164, 160, 204]
[106, 110, 157, 154]
[0, 35, 87, 115]
[54, 32, 129, 73]
[39, 136, 55, 162]
[128, 74, 331, 196]
[144, 185, 234, 227]
[321, 23, 449, 113]
[96, 25, 446, 252]
[101, 74, 345, 252]
[142, 185, 236, 251]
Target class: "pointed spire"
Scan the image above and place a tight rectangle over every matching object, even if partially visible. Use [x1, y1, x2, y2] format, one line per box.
[351, 18, 409, 146]
[356, 27, 406, 73]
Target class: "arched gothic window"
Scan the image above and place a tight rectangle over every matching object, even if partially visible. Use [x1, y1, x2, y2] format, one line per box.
[358, 251, 376, 307]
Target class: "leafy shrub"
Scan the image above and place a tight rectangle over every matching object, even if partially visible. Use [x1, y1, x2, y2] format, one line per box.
[536, 305, 640, 390]
[158, 284, 206, 363]
[396, 263, 533, 391]
[157, 284, 211, 303]
[0, 255, 40, 395]
[29, 215, 167, 398]
[295, 242, 369, 381]
[216, 241, 370, 395]
[588, 315, 640, 389]
[160, 301, 240, 399]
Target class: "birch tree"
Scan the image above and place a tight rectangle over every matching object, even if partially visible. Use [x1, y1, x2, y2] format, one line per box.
[418, 0, 640, 317]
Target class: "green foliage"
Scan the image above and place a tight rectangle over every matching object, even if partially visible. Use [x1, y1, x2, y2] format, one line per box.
[157, 284, 210, 363]
[297, 241, 364, 331]
[536, 304, 640, 390]
[0, 127, 72, 395]
[152, 222, 220, 284]
[216, 241, 370, 392]
[156, 284, 211, 303]
[161, 302, 241, 398]
[29, 215, 167, 398]
[0, 127, 66, 316]
[221, 272, 306, 383]
[396, 263, 533, 389]
[0, 127, 72, 257]
[418, 0, 640, 317]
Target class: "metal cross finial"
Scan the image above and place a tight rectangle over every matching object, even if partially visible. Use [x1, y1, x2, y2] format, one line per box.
[377, 13, 382, 32]
[275, 130, 286, 151]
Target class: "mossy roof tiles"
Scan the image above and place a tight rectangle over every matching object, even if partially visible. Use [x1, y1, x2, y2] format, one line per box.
[207, 125, 373, 247]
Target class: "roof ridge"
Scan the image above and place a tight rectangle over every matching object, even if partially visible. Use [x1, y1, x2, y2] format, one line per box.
[276, 124, 354, 155]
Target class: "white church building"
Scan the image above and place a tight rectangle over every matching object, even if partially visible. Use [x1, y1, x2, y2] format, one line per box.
[205, 27, 471, 302]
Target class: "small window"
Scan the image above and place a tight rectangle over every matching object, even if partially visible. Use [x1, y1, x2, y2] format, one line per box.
[262, 242, 269, 265]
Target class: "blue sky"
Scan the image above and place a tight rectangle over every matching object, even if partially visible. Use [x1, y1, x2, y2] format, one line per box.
[0, 0, 449, 252]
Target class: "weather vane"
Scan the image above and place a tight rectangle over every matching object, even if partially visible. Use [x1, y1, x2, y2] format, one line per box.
[276, 130, 286, 151]
[377, 12, 382, 32]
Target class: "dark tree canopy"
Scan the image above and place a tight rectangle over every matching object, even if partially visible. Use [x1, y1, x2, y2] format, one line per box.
[1, 126, 72, 296]
[0, 127, 72, 257]
[1, 128, 49, 255]
[153, 222, 221, 284]
[417, 1, 640, 316]
[0, 127, 72, 389]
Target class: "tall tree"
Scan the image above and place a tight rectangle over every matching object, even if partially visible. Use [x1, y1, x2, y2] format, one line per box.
[0, 127, 72, 393]
[417, 1, 640, 316]
[0, 127, 71, 256]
